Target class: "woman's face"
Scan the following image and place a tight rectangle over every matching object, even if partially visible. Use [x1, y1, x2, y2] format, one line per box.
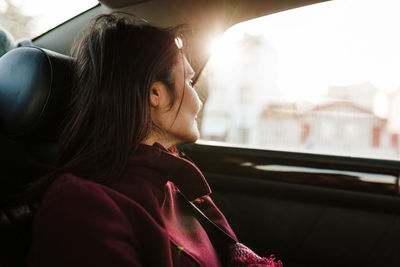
[152, 55, 202, 147]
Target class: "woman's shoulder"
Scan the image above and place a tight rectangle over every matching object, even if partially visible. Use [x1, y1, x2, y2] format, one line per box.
[39, 173, 128, 217]
[49, 172, 100, 188]
[39, 172, 163, 223]
[43, 173, 111, 203]
[34, 173, 155, 235]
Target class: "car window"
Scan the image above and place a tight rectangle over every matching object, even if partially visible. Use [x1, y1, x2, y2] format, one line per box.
[196, 0, 400, 160]
[0, 0, 97, 40]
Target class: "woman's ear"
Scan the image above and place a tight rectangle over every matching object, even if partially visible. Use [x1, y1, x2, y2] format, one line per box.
[150, 81, 162, 107]
[150, 81, 170, 108]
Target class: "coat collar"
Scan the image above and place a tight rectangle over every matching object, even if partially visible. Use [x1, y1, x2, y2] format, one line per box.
[126, 142, 211, 201]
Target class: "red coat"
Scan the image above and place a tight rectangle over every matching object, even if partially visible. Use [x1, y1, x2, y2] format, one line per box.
[28, 143, 237, 267]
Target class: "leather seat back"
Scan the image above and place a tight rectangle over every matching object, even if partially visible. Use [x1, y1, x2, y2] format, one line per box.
[0, 46, 73, 267]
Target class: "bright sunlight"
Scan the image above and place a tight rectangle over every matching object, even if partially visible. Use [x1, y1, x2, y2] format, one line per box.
[207, 0, 400, 112]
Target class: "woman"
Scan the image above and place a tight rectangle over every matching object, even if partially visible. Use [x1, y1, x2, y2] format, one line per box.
[28, 13, 282, 267]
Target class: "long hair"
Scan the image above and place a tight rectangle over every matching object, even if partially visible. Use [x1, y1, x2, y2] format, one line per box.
[62, 13, 184, 183]
[24, 13, 186, 201]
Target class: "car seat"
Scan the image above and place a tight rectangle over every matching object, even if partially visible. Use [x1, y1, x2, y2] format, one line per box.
[0, 46, 73, 267]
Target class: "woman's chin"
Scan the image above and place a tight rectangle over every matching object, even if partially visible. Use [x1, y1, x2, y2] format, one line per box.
[180, 130, 200, 145]
[183, 135, 199, 144]
[191, 128, 200, 142]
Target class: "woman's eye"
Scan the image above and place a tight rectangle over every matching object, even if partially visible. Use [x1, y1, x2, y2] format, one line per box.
[189, 79, 194, 86]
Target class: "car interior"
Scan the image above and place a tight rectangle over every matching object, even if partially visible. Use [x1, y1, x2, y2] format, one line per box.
[1, 0, 400, 266]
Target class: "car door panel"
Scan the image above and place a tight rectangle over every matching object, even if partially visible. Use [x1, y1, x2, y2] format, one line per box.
[182, 143, 400, 266]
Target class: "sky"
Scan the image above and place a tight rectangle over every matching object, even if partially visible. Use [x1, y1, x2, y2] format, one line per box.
[209, 0, 400, 115]
[0, 0, 97, 37]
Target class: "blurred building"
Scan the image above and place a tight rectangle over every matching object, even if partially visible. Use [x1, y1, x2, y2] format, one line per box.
[259, 85, 400, 158]
[200, 34, 400, 158]
[201, 33, 282, 144]
[322, 83, 378, 111]
[388, 88, 400, 133]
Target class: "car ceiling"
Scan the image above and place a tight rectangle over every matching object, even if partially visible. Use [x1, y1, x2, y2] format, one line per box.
[35, 0, 327, 78]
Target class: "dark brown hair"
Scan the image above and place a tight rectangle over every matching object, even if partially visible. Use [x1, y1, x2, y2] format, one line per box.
[59, 13, 185, 184]
[19, 13, 188, 202]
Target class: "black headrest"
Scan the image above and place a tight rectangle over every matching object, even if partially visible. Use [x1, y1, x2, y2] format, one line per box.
[0, 46, 73, 141]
